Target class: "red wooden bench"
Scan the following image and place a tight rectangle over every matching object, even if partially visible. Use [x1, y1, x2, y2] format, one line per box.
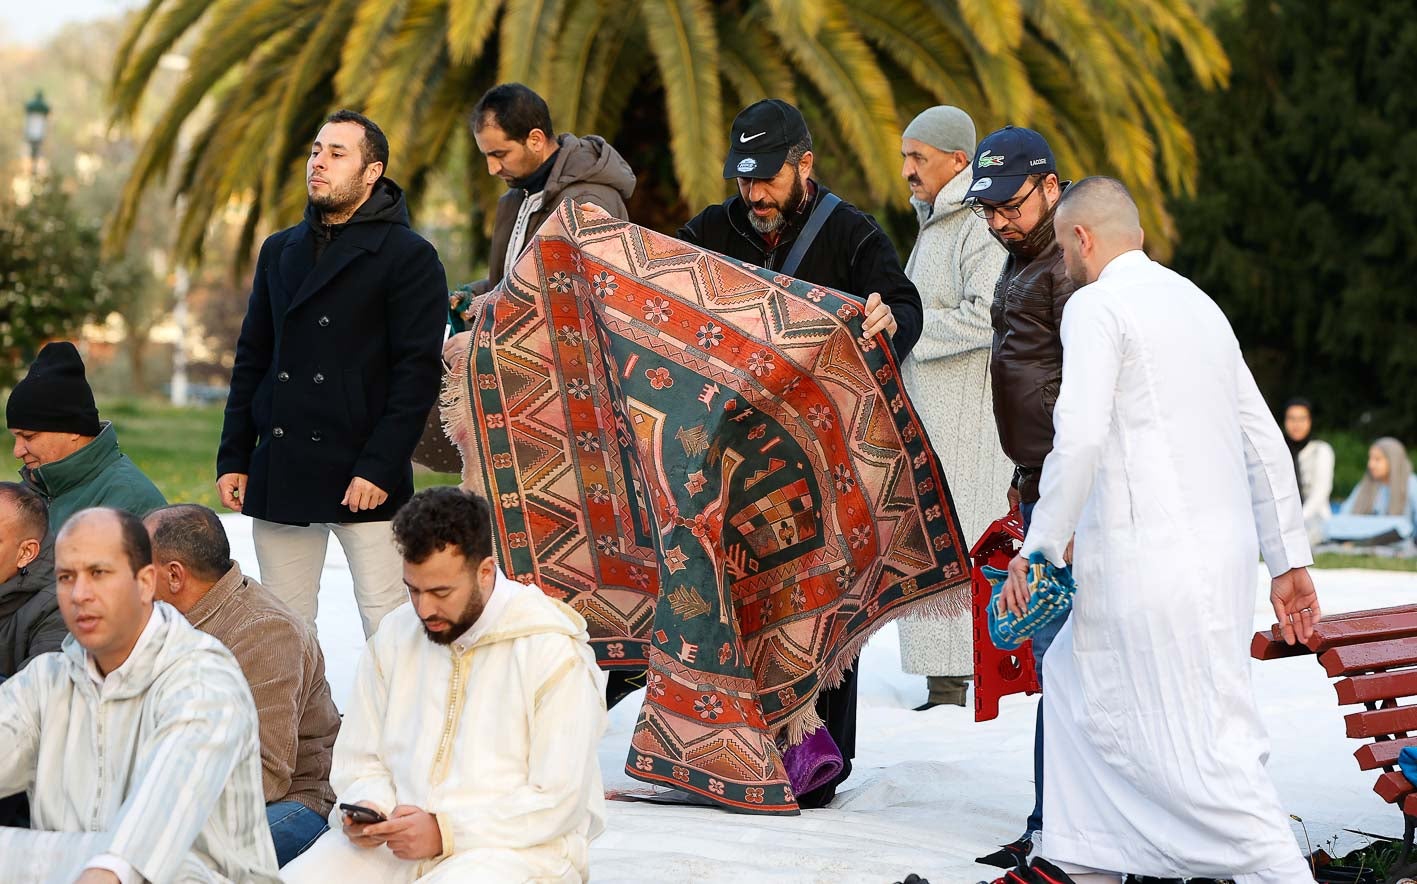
[1252, 603, 1417, 873]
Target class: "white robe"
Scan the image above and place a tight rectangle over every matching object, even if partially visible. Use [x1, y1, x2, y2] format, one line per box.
[283, 571, 608, 883]
[1021, 250, 1313, 878]
[0, 602, 278, 883]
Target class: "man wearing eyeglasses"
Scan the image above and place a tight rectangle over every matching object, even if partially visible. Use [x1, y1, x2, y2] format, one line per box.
[965, 125, 1076, 871]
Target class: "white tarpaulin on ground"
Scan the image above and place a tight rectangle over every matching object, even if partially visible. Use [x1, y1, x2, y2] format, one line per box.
[221, 515, 1405, 883]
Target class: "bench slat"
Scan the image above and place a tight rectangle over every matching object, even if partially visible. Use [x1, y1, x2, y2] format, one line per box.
[1346, 704, 1417, 739]
[1250, 632, 1313, 661]
[1336, 671, 1417, 705]
[1374, 770, 1415, 803]
[1406, 791, 1417, 817]
[1321, 637, 1417, 677]
[1299, 612, 1417, 652]
[1265, 604, 1417, 642]
[1355, 736, 1417, 770]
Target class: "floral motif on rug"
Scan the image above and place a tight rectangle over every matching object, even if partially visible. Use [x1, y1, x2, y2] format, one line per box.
[444, 202, 969, 813]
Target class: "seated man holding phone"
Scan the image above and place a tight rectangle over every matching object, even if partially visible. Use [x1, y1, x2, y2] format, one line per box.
[282, 487, 608, 883]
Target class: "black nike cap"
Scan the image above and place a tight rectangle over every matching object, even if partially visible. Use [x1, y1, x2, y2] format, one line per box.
[723, 99, 810, 180]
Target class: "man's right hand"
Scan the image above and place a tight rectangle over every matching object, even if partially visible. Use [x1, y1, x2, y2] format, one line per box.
[1271, 566, 1322, 646]
[342, 801, 390, 850]
[1007, 485, 1021, 511]
[442, 331, 472, 369]
[216, 473, 248, 512]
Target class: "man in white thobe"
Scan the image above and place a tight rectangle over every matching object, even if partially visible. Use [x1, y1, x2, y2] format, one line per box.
[1002, 177, 1321, 883]
[0, 508, 279, 884]
[284, 487, 607, 883]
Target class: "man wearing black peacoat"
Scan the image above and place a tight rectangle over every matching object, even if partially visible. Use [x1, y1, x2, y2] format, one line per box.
[217, 110, 447, 638]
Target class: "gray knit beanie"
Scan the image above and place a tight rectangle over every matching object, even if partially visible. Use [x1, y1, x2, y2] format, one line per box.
[902, 106, 977, 155]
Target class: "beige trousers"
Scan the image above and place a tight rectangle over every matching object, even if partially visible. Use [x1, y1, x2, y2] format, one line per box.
[251, 518, 406, 638]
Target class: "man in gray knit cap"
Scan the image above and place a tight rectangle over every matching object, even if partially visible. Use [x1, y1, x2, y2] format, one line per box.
[895, 107, 1009, 711]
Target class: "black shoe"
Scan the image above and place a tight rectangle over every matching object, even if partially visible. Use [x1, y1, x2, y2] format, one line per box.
[893, 875, 930, 884]
[977, 834, 1033, 869]
[913, 701, 942, 711]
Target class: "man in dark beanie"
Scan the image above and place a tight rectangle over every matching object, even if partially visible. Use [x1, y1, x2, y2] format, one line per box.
[6, 341, 166, 532]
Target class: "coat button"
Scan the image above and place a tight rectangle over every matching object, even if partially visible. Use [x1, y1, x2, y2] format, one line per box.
[272, 427, 285, 438]
[313, 373, 325, 384]
[311, 430, 323, 442]
[318, 316, 331, 327]
[277, 371, 290, 382]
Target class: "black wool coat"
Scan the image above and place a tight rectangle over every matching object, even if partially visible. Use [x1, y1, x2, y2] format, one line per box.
[218, 179, 448, 525]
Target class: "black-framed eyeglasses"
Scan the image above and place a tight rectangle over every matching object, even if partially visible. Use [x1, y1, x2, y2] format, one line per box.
[970, 179, 1040, 221]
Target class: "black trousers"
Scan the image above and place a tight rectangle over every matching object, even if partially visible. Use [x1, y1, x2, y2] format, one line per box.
[796, 663, 859, 808]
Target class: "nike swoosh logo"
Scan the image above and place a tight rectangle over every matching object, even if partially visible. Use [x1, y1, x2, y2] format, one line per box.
[739, 131, 767, 144]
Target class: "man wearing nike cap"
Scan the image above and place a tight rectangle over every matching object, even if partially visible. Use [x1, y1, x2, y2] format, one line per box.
[966, 125, 1077, 871]
[677, 99, 923, 809]
[679, 99, 923, 362]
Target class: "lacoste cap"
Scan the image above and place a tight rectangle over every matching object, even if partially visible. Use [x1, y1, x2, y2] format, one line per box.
[966, 125, 1056, 203]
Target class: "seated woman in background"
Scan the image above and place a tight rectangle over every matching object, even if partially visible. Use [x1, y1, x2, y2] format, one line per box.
[1326, 437, 1417, 544]
[1283, 399, 1335, 545]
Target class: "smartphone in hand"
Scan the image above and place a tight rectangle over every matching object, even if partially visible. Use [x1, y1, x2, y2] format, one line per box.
[339, 802, 387, 824]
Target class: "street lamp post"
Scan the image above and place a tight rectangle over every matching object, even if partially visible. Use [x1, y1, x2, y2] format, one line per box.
[23, 90, 51, 174]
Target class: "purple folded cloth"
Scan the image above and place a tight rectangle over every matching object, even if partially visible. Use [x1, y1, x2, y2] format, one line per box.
[782, 727, 844, 797]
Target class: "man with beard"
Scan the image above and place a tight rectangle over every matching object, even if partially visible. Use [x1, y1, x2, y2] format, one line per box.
[463, 82, 634, 300]
[218, 110, 448, 639]
[679, 99, 922, 363]
[436, 83, 644, 707]
[966, 125, 1076, 870]
[895, 106, 1010, 712]
[282, 488, 607, 883]
[676, 98, 922, 809]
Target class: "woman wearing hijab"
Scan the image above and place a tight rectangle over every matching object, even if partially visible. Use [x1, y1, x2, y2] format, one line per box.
[1327, 437, 1417, 543]
[1282, 399, 1335, 544]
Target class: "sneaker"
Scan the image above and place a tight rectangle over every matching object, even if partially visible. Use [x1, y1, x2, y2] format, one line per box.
[976, 862, 1076, 884]
[977, 834, 1033, 869]
[1029, 859, 1078, 883]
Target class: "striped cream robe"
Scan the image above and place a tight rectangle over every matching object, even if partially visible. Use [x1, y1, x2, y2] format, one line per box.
[0, 601, 279, 883]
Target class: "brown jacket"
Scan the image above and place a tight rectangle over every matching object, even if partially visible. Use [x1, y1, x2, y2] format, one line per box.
[988, 191, 1077, 503]
[475, 133, 636, 294]
[183, 563, 339, 815]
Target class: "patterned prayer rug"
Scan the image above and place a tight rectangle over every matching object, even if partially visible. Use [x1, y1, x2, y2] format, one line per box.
[443, 202, 970, 814]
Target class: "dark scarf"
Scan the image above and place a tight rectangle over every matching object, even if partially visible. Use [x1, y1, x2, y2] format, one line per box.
[1282, 399, 1312, 495]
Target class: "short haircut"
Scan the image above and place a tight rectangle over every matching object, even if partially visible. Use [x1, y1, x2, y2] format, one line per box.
[785, 133, 813, 168]
[1055, 175, 1140, 225]
[391, 487, 494, 569]
[471, 83, 555, 143]
[324, 109, 390, 172]
[0, 482, 48, 542]
[146, 504, 232, 583]
[60, 508, 153, 574]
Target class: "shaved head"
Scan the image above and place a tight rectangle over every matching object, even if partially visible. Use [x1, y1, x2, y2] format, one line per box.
[1054, 176, 1145, 286]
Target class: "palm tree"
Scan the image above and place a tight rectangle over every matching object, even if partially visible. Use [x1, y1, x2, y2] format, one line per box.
[107, 0, 1227, 264]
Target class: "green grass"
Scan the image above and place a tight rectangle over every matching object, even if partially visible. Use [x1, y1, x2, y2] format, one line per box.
[3, 397, 460, 510]
[1314, 552, 1417, 572]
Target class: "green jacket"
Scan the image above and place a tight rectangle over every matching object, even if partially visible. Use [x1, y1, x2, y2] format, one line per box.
[20, 422, 167, 532]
